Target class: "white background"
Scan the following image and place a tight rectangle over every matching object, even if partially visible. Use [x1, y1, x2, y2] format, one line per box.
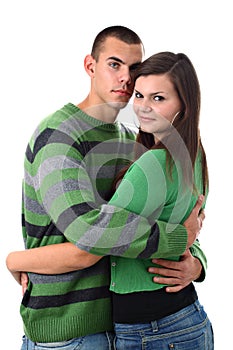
[1, 1, 232, 348]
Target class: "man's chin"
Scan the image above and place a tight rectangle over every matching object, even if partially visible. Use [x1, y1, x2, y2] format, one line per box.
[109, 101, 129, 110]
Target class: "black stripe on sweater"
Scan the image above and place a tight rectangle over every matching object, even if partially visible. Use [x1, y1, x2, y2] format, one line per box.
[137, 222, 160, 259]
[22, 216, 63, 239]
[26, 129, 100, 163]
[56, 202, 96, 232]
[22, 285, 110, 309]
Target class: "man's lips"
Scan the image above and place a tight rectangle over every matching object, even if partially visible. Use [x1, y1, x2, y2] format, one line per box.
[112, 89, 131, 97]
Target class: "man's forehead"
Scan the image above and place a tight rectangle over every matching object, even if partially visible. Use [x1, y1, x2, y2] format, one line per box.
[99, 37, 143, 64]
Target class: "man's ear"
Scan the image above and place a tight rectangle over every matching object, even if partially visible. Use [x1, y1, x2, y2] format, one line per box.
[84, 54, 95, 77]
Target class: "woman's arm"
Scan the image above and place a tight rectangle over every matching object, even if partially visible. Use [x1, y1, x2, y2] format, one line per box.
[6, 242, 102, 277]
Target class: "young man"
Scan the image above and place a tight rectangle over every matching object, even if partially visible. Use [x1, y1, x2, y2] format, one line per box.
[6, 26, 206, 349]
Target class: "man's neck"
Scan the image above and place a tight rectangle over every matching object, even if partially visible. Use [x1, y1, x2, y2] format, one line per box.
[77, 96, 119, 124]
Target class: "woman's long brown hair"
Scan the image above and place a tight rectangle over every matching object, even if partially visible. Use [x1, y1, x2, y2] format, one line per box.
[114, 52, 209, 196]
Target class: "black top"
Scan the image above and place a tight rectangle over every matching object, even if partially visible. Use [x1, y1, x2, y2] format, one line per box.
[112, 283, 197, 323]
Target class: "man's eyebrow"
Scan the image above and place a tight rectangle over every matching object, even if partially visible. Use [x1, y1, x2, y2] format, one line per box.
[106, 57, 141, 71]
[107, 56, 124, 64]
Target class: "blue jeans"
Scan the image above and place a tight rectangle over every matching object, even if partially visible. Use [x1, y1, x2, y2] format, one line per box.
[21, 332, 114, 350]
[114, 300, 214, 349]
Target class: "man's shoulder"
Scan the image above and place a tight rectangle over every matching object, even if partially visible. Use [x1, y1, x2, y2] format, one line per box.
[35, 103, 77, 132]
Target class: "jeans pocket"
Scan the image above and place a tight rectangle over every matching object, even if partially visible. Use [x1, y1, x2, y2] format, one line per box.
[35, 338, 82, 349]
[169, 332, 206, 349]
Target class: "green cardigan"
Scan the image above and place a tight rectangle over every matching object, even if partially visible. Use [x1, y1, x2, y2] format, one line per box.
[109, 148, 207, 293]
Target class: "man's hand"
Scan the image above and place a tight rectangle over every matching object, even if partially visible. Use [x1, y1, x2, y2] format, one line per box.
[184, 195, 205, 248]
[148, 249, 202, 293]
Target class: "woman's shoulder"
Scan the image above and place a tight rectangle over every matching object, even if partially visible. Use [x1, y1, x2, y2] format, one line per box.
[136, 149, 167, 166]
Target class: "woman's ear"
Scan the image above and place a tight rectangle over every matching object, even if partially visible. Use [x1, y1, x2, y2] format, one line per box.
[84, 54, 95, 77]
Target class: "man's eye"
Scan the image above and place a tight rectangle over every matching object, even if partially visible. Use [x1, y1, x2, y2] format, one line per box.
[109, 62, 119, 69]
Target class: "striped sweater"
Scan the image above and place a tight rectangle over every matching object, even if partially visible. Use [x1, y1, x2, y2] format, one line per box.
[21, 103, 205, 342]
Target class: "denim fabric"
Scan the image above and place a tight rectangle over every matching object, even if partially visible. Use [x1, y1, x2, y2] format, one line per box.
[21, 332, 114, 350]
[114, 300, 214, 349]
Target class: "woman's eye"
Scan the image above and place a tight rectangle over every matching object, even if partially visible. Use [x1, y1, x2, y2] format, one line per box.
[154, 95, 164, 102]
[135, 91, 143, 98]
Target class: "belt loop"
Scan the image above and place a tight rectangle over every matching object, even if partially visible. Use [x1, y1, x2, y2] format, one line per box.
[151, 320, 158, 332]
[194, 300, 201, 312]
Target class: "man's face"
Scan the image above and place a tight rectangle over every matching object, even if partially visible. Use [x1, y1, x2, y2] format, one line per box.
[91, 37, 143, 111]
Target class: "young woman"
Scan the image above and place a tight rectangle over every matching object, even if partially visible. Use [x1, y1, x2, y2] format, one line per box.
[108, 52, 214, 349]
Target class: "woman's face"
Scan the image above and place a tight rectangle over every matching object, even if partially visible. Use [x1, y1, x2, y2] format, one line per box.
[133, 74, 182, 138]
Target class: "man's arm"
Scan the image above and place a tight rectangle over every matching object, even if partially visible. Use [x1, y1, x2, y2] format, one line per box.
[61, 154, 202, 259]
[6, 195, 204, 281]
[30, 135, 198, 259]
[12, 131, 203, 276]
[6, 196, 205, 299]
[6, 175, 204, 288]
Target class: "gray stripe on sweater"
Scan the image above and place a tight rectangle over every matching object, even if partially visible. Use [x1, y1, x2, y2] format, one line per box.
[24, 195, 46, 215]
[42, 178, 91, 211]
[108, 212, 140, 255]
[58, 115, 98, 136]
[28, 258, 109, 284]
[30, 156, 80, 191]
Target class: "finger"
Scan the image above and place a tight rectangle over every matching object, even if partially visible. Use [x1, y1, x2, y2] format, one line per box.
[22, 283, 27, 295]
[20, 272, 28, 285]
[149, 267, 181, 278]
[150, 259, 180, 270]
[153, 276, 180, 285]
[193, 195, 204, 215]
[21, 272, 28, 295]
[165, 284, 187, 293]
[199, 210, 205, 222]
